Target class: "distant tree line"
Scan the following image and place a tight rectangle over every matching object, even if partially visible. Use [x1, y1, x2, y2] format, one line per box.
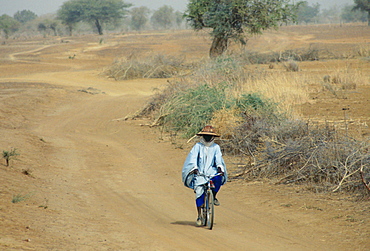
[0, 0, 186, 38]
[296, 1, 369, 25]
[0, 0, 369, 40]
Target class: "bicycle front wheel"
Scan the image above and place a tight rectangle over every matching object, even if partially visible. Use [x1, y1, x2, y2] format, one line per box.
[206, 189, 214, 230]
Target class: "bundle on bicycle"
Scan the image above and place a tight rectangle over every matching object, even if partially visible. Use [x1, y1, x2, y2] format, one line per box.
[182, 125, 228, 229]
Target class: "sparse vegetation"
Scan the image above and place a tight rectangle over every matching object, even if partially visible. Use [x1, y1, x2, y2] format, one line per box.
[12, 193, 30, 203]
[129, 54, 369, 197]
[2, 148, 19, 167]
[237, 47, 322, 65]
[39, 198, 49, 209]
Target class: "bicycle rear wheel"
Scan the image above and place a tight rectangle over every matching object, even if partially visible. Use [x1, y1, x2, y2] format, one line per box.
[206, 189, 214, 230]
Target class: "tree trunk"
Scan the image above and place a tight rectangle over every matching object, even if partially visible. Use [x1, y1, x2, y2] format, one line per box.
[51, 27, 57, 36]
[368, 12, 370, 26]
[209, 36, 229, 58]
[68, 25, 73, 36]
[95, 19, 103, 35]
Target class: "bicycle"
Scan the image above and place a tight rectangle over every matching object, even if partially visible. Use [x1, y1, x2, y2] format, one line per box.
[199, 173, 222, 230]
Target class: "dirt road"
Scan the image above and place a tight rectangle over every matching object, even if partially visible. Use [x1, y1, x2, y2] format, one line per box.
[0, 31, 368, 250]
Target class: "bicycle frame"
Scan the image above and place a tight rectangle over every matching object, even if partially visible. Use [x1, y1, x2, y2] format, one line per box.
[198, 173, 221, 230]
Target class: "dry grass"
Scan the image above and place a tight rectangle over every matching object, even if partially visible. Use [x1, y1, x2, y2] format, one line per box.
[235, 71, 310, 118]
[318, 63, 369, 98]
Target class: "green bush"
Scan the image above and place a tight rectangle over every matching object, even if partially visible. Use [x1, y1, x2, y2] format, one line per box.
[161, 83, 282, 138]
[162, 83, 228, 137]
[236, 93, 281, 120]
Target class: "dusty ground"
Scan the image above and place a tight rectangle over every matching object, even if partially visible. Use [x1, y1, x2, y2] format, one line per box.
[0, 24, 369, 250]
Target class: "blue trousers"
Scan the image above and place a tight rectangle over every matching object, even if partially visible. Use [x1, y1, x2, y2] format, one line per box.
[196, 175, 222, 207]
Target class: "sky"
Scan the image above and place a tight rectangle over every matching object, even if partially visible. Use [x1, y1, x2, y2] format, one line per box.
[0, 0, 355, 16]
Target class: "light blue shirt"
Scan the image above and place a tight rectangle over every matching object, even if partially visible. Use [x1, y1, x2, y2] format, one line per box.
[182, 141, 227, 198]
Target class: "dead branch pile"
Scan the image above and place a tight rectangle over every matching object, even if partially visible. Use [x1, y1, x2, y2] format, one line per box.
[224, 118, 370, 195]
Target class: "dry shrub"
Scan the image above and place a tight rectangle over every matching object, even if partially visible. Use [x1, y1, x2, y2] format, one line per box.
[239, 51, 280, 64]
[238, 47, 320, 64]
[321, 68, 367, 97]
[332, 70, 366, 88]
[210, 108, 243, 139]
[239, 44, 370, 63]
[284, 60, 299, 72]
[105, 53, 187, 80]
[355, 44, 370, 57]
[188, 56, 247, 87]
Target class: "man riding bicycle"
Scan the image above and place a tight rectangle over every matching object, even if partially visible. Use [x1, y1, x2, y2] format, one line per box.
[182, 125, 228, 226]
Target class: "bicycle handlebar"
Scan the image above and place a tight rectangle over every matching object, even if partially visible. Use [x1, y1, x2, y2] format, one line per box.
[196, 172, 223, 179]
